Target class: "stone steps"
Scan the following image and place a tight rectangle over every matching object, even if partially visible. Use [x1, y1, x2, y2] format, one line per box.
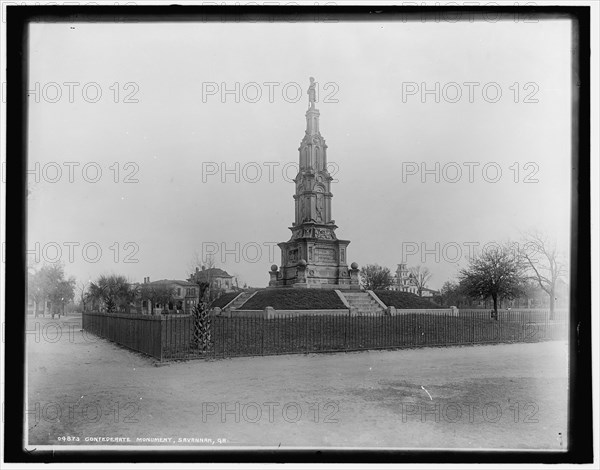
[340, 291, 385, 315]
[227, 291, 257, 310]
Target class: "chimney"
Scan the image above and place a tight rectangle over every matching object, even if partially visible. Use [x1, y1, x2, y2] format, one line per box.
[195, 267, 199, 273]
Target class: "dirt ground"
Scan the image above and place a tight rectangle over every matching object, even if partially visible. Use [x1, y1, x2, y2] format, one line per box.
[26, 315, 569, 450]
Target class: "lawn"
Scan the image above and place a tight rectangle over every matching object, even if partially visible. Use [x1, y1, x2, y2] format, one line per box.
[210, 292, 240, 309]
[240, 289, 346, 310]
[374, 290, 442, 309]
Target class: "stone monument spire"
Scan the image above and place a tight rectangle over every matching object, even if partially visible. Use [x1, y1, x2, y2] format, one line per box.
[295, 79, 332, 228]
[268, 77, 359, 289]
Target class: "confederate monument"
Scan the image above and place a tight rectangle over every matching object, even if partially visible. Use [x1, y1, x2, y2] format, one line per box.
[269, 78, 359, 289]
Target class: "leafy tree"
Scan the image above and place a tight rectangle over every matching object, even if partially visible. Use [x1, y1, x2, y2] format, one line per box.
[459, 243, 527, 319]
[48, 278, 76, 317]
[520, 231, 567, 320]
[408, 265, 433, 297]
[28, 269, 47, 317]
[440, 280, 468, 308]
[27, 264, 75, 318]
[87, 275, 134, 313]
[359, 264, 393, 291]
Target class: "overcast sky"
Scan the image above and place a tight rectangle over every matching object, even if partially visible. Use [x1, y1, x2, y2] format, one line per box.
[26, 17, 572, 289]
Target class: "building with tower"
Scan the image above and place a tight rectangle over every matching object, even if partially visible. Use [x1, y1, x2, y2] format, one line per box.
[392, 263, 419, 295]
[268, 78, 359, 289]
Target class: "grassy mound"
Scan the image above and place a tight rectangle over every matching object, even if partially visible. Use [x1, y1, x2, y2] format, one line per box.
[374, 290, 441, 309]
[210, 292, 240, 309]
[240, 289, 346, 310]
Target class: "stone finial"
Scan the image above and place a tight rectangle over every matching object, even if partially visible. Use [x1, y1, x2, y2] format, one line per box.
[270, 264, 278, 272]
[350, 262, 359, 270]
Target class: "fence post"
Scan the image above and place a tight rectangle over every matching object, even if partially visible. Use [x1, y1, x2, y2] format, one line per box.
[344, 312, 348, 348]
[305, 314, 309, 353]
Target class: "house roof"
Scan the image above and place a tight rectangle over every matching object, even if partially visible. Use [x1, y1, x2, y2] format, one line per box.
[191, 268, 234, 279]
[422, 287, 440, 294]
[147, 279, 197, 287]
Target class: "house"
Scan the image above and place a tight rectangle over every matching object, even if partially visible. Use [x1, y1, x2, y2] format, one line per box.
[390, 263, 419, 295]
[139, 278, 200, 315]
[188, 266, 236, 293]
[27, 297, 51, 316]
[420, 287, 440, 298]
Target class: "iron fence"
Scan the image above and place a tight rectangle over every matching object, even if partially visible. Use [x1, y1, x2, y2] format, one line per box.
[82, 311, 193, 361]
[205, 310, 568, 359]
[83, 310, 568, 362]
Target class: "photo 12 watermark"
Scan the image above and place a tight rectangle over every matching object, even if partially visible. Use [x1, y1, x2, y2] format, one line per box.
[22, 241, 140, 264]
[397, 3, 540, 23]
[398, 400, 539, 424]
[199, 401, 340, 424]
[401, 162, 539, 184]
[401, 82, 539, 104]
[24, 81, 140, 104]
[201, 161, 339, 184]
[201, 81, 339, 104]
[21, 320, 99, 344]
[26, 400, 140, 426]
[25, 161, 140, 184]
[399, 240, 541, 264]
[202, 241, 279, 265]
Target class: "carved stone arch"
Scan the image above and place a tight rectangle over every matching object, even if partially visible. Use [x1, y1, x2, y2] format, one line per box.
[315, 183, 326, 193]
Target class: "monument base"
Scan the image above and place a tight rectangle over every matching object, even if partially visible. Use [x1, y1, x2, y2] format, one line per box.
[268, 232, 360, 289]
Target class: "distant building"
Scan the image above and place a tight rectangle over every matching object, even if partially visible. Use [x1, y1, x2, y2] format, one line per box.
[27, 297, 51, 316]
[391, 263, 419, 295]
[390, 264, 440, 297]
[139, 277, 200, 315]
[189, 266, 236, 292]
[420, 287, 440, 298]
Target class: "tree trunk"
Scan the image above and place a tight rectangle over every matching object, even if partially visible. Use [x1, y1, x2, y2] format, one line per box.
[549, 291, 555, 320]
[492, 295, 498, 320]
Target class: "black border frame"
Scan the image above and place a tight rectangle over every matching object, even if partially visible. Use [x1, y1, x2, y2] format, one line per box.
[4, 4, 593, 464]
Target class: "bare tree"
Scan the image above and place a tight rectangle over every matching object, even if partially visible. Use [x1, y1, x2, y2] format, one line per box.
[78, 281, 89, 312]
[520, 231, 567, 319]
[188, 252, 218, 299]
[230, 271, 242, 291]
[409, 265, 432, 297]
[139, 283, 176, 314]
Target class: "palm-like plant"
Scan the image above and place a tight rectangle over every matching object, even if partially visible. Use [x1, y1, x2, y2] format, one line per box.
[88, 275, 134, 313]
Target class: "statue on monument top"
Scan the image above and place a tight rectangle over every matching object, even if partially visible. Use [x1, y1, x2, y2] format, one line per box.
[307, 77, 317, 108]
